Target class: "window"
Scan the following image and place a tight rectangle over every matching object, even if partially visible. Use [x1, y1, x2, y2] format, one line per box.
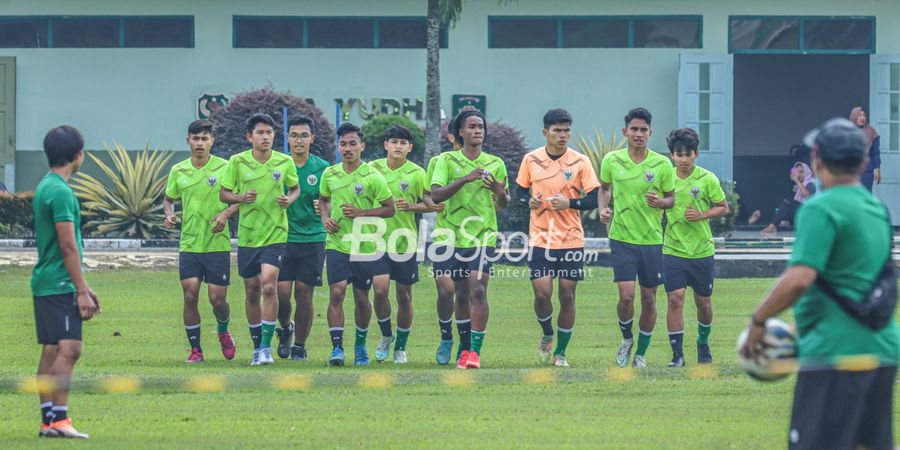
[490, 16, 702, 49]
[233, 16, 448, 49]
[0, 16, 194, 48]
[730, 16, 874, 53]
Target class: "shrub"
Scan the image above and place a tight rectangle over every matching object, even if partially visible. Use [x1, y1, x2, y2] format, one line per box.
[710, 180, 741, 237]
[360, 115, 427, 165]
[208, 86, 336, 162]
[0, 191, 34, 238]
[70, 142, 173, 239]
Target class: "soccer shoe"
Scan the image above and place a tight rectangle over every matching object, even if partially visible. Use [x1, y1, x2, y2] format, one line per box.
[697, 343, 713, 364]
[218, 331, 236, 360]
[436, 339, 454, 365]
[39, 423, 59, 438]
[633, 354, 647, 369]
[259, 347, 275, 365]
[276, 321, 294, 359]
[375, 335, 395, 362]
[290, 345, 308, 361]
[186, 348, 204, 363]
[552, 355, 570, 367]
[668, 353, 685, 368]
[616, 338, 634, 367]
[456, 350, 471, 369]
[538, 335, 553, 363]
[50, 418, 89, 439]
[466, 351, 481, 369]
[354, 345, 370, 366]
[394, 350, 408, 364]
[330, 347, 345, 367]
[250, 349, 261, 366]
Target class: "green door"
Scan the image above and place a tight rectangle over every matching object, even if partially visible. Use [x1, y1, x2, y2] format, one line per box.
[0, 57, 14, 191]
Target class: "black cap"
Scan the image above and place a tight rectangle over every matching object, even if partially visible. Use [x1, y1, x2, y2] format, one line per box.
[802, 118, 867, 164]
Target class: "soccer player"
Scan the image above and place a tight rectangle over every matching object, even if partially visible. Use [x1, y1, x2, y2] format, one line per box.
[319, 122, 395, 366]
[431, 109, 510, 369]
[423, 122, 457, 365]
[220, 113, 300, 366]
[661, 128, 728, 367]
[370, 125, 429, 363]
[516, 109, 600, 367]
[599, 107, 675, 369]
[164, 120, 239, 364]
[274, 115, 330, 361]
[741, 118, 899, 450]
[32, 125, 100, 439]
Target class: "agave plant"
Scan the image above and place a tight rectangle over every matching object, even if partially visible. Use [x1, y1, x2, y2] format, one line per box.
[573, 129, 626, 220]
[71, 142, 173, 238]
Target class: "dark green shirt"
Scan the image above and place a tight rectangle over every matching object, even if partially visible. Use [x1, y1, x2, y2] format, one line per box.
[790, 185, 900, 367]
[31, 172, 83, 297]
[287, 154, 329, 243]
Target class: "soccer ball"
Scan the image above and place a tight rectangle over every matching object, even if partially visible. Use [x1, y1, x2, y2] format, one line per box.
[735, 318, 798, 381]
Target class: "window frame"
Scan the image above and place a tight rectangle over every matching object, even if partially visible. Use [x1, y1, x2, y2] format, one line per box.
[0, 15, 194, 48]
[488, 15, 703, 49]
[728, 15, 875, 54]
[232, 15, 448, 49]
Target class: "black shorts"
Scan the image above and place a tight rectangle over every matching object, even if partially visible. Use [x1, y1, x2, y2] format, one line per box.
[326, 250, 390, 290]
[179, 251, 231, 286]
[663, 254, 715, 297]
[528, 247, 585, 281]
[33, 293, 83, 345]
[278, 242, 325, 286]
[610, 239, 664, 288]
[431, 246, 497, 282]
[386, 253, 419, 286]
[789, 366, 897, 450]
[237, 244, 285, 278]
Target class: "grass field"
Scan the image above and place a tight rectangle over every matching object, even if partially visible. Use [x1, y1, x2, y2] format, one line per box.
[0, 265, 893, 449]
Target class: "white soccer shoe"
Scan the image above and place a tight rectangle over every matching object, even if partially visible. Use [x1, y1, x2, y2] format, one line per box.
[616, 338, 634, 367]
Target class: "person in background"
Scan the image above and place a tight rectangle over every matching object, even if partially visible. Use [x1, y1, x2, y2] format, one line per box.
[850, 106, 881, 192]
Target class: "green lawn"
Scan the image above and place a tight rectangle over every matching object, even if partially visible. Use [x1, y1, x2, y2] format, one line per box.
[0, 266, 878, 449]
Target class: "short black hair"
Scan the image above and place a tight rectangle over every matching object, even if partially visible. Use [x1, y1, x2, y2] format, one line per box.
[667, 128, 700, 154]
[452, 109, 487, 145]
[337, 122, 364, 140]
[384, 124, 413, 142]
[624, 107, 652, 127]
[246, 113, 276, 133]
[43, 125, 84, 168]
[543, 109, 572, 129]
[287, 115, 315, 134]
[188, 119, 214, 136]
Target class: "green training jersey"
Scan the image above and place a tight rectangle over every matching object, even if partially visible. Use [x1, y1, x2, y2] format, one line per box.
[370, 158, 425, 254]
[663, 166, 725, 259]
[165, 156, 232, 253]
[789, 185, 900, 367]
[319, 162, 392, 255]
[430, 150, 508, 248]
[221, 149, 299, 248]
[599, 149, 675, 245]
[425, 153, 452, 245]
[31, 172, 82, 297]
[287, 154, 329, 244]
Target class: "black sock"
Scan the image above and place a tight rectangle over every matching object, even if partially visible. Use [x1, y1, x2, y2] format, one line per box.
[377, 317, 393, 337]
[537, 314, 554, 337]
[457, 320, 471, 352]
[41, 402, 53, 425]
[186, 324, 202, 351]
[619, 319, 634, 340]
[330, 328, 343, 350]
[249, 323, 262, 350]
[439, 319, 453, 341]
[669, 331, 684, 356]
[51, 405, 67, 422]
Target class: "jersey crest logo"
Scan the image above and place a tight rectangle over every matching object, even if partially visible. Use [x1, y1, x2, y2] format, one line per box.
[563, 169, 574, 181]
[690, 186, 700, 198]
[307, 174, 318, 185]
[272, 170, 282, 182]
[354, 183, 364, 196]
[207, 176, 218, 187]
[399, 180, 410, 192]
[644, 171, 655, 183]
